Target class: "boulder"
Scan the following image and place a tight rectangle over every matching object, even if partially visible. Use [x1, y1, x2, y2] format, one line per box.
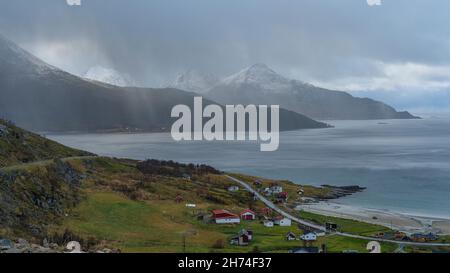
[0, 239, 14, 250]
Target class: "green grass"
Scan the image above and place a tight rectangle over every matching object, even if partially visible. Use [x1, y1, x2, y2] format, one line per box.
[298, 211, 391, 236]
[57, 190, 400, 253]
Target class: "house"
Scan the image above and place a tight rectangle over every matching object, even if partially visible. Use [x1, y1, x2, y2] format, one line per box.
[274, 216, 291, 227]
[230, 229, 253, 246]
[181, 173, 191, 180]
[325, 222, 338, 231]
[212, 210, 240, 224]
[269, 185, 283, 194]
[263, 220, 274, 227]
[240, 209, 256, 220]
[285, 231, 297, 241]
[276, 192, 289, 203]
[411, 232, 438, 242]
[278, 192, 288, 199]
[394, 231, 407, 240]
[314, 231, 326, 237]
[289, 247, 321, 253]
[227, 185, 239, 192]
[297, 188, 304, 195]
[300, 232, 317, 241]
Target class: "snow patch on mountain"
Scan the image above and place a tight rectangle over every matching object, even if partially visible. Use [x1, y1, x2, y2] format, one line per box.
[84, 66, 137, 87]
[221, 63, 309, 94]
[0, 34, 57, 75]
[168, 70, 219, 93]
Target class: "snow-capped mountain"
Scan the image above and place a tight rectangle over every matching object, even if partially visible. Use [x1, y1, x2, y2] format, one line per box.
[84, 66, 137, 87]
[167, 70, 219, 93]
[221, 63, 305, 94]
[0, 34, 57, 75]
[208, 63, 417, 120]
[0, 35, 327, 132]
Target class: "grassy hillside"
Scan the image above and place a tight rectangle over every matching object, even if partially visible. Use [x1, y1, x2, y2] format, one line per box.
[0, 119, 92, 168]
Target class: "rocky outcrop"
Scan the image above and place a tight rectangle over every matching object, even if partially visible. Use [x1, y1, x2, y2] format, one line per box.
[319, 185, 366, 200]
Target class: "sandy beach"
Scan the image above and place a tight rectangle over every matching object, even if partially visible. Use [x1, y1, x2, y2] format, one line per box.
[296, 202, 450, 235]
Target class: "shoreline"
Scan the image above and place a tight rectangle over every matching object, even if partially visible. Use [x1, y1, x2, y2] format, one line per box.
[295, 201, 450, 235]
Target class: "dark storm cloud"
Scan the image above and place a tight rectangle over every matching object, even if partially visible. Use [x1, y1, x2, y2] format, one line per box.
[1, 0, 450, 99]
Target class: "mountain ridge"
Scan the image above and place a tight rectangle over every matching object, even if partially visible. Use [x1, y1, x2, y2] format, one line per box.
[170, 63, 419, 120]
[0, 35, 327, 132]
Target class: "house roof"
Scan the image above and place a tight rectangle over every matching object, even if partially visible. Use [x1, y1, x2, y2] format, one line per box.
[212, 210, 239, 219]
[240, 209, 256, 216]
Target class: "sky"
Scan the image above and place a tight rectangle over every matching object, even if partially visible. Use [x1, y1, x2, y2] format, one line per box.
[1, 0, 450, 112]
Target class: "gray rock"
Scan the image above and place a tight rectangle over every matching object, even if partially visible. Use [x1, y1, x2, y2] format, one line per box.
[15, 238, 30, 250]
[0, 239, 14, 250]
[43, 238, 49, 248]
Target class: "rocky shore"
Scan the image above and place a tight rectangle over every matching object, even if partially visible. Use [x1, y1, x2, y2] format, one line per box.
[319, 185, 366, 200]
[0, 238, 120, 253]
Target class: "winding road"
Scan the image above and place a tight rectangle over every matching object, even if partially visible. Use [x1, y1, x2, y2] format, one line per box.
[226, 175, 450, 247]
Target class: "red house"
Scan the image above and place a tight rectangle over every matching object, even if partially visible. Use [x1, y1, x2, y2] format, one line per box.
[239, 209, 256, 220]
[278, 192, 288, 199]
[212, 210, 240, 224]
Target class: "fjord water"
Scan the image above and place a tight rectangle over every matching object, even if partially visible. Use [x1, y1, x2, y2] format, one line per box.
[48, 117, 450, 218]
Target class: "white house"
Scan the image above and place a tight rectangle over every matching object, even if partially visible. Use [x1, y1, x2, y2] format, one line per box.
[300, 232, 317, 241]
[274, 217, 291, 227]
[227, 186, 239, 192]
[269, 185, 283, 194]
[263, 220, 274, 227]
[315, 231, 326, 237]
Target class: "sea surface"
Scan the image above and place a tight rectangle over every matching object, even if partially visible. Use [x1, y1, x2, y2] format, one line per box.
[48, 116, 450, 219]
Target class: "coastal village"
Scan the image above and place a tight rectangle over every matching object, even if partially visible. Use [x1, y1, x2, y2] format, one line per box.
[181, 177, 442, 253]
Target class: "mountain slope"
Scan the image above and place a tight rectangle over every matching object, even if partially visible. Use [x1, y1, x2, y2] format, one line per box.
[0, 119, 92, 168]
[0, 35, 327, 132]
[84, 66, 137, 87]
[167, 69, 218, 94]
[207, 64, 419, 120]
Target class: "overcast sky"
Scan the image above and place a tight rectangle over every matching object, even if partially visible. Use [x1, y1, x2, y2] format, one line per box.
[1, 0, 450, 112]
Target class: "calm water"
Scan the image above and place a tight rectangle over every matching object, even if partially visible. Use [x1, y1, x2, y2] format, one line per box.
[48, 117, 450, 218]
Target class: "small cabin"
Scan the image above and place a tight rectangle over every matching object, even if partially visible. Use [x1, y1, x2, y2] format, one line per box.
[263, 220, 274, 227]
[227, 185, 240, 192]
[230, 229, 253, 246]
[274, 217, 292, 227]
[240, 209, 256, 220]
[285, 231, 297, 241]
[269, 185, 283, 194]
